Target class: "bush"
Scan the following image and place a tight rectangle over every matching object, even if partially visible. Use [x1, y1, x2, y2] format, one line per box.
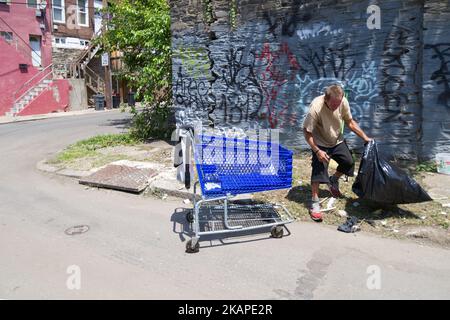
[129, 103, 175, 141]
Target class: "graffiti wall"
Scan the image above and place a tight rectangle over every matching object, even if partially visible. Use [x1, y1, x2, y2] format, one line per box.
[423, 0, 450, 159]
[169, 0, 450, 160]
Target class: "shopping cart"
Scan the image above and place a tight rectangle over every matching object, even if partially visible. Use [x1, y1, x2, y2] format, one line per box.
[180, 128, 295, 253]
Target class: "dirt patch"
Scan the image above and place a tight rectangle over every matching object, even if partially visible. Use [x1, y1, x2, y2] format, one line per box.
[253, 152, 450, 248]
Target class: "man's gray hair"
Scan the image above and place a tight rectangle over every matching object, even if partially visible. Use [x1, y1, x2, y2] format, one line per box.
[325, 84, 344, 100]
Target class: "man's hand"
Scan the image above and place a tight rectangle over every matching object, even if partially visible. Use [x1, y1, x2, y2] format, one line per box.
[364, 137, 373, 144]
[316, 150, 330, 163]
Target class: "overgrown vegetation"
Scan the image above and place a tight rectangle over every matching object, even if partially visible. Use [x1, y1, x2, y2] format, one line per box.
[229, 0, 238, 30]
[100, 0, 173, 140]
[128, 102, 174, 141]
[202, 0, 216, 25]
[54, 133, 138, 163]
[415, 161, 438, 173]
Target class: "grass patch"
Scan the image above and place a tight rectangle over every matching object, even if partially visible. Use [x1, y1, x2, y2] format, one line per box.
[54, 133, 139, 164]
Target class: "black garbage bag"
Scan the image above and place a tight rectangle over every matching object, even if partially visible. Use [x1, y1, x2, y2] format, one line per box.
[352, 140, 432, 204]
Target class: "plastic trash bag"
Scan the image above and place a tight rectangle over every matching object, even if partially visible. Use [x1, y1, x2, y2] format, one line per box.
[352, 141, 432, 204]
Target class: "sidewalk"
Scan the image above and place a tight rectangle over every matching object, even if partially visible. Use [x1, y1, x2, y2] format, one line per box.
[0, 108, 124, 125]
[422, 172, 450, 205]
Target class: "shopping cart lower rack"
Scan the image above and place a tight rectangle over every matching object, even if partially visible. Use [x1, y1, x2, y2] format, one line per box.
[185, 134, 295, 253]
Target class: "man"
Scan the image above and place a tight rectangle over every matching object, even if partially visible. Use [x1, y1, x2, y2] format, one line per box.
[303, 84, 372, 222]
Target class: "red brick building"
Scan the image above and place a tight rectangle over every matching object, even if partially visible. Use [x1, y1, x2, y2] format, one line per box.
[0, 0, 106, 116]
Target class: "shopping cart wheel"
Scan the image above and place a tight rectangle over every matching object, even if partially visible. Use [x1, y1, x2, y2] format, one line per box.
[270, 226, 284, 238]
[186, 239, 200, 253]
[186, 211, 194, 223]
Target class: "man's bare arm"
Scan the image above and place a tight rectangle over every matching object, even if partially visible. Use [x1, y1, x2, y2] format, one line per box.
[346, 119, 372, 143]
[303, 128, 330, 163]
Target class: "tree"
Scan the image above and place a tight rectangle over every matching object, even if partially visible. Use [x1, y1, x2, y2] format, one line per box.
[101, 0, 174, 140]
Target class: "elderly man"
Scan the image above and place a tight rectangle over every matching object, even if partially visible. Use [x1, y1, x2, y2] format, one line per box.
[303, 84, 372, 222]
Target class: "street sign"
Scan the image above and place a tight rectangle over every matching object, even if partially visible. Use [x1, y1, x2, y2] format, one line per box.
[101, 53, 109, 66]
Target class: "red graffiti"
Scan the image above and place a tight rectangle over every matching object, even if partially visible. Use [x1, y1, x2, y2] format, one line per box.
[255, 43, 300, 128]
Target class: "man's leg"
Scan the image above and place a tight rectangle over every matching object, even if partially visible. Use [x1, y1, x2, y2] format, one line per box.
[310, 147, 330, 222]
[328, 141, 355, 197]
[311, 182, 320, 200]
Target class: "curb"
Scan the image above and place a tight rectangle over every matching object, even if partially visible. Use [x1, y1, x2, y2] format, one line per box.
[0, 108, 124, 126]
[148, 178, 201, 201]
[36, 159, 93, 179]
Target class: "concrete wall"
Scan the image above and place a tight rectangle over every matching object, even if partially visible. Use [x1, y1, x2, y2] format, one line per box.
[68, 78, 88, 110]
[169, 0, 450, 161]
[422, 0, 450, 159]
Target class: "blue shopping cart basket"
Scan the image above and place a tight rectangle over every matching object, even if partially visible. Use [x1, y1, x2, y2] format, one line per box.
[184, 132, 295, 253]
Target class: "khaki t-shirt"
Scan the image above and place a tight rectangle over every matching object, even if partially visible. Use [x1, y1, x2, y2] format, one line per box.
[303, 95, 353, 148]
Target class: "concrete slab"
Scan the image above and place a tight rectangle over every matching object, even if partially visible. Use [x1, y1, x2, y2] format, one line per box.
[422, 172, 450, 204]
[79, 163, 158, 193]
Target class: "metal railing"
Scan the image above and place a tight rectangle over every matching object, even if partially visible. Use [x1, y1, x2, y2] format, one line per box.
[84, 65, 104, 93]
[12, 64, 53, 106]
[67, 28, 103, 78]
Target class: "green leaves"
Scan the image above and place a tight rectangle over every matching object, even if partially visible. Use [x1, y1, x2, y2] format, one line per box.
[99, 0, 173, 140]
[101, 0, 172, 105]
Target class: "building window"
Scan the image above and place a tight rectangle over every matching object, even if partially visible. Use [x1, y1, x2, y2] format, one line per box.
[52, 0, 65, 23]
[80, 40, 89, 46]
[27, 0, 37, 8]
[0, 31, 13, 42]
[55, 37, 66, 45]
[77, 0, 88, 27]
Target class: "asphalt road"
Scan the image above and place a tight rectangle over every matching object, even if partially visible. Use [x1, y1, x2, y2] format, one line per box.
[1, 111, 449, 300]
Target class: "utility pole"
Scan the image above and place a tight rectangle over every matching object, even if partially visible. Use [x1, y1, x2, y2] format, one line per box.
[102, 0, 112, 109]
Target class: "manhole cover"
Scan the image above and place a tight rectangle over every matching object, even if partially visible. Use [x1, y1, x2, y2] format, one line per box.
[65, 225, 90, 235]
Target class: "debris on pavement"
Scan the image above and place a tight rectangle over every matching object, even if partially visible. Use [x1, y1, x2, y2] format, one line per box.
[337, 210, 348, 217]
[327, 197, 336, 209]
[365, 220, 377, 228]
[337, 216, 361, 233]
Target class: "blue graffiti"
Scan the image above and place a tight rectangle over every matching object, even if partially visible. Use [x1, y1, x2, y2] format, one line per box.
[295, 61, 379, 122]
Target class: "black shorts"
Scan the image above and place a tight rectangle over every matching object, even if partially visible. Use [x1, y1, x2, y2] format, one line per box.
[311, 141, 355, 184]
